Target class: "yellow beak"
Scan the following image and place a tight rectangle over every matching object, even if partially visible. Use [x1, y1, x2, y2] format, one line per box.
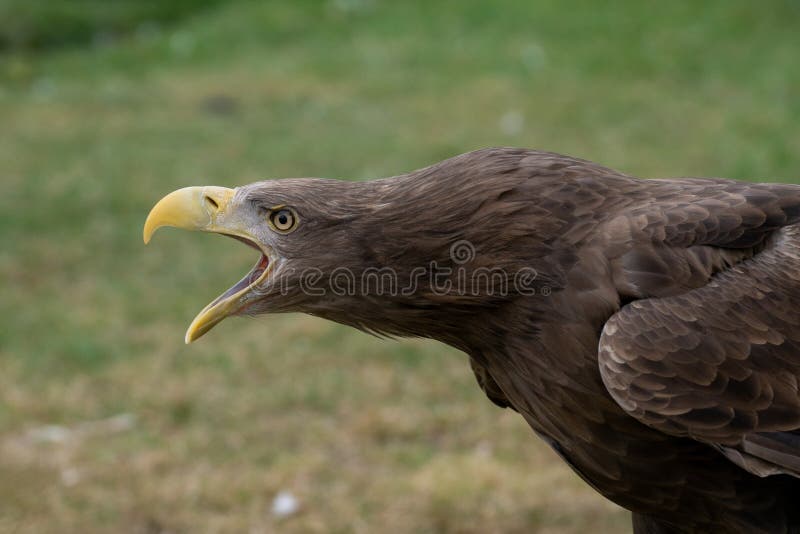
[143, 186, 236, 245]
[144, 186, 272, 344]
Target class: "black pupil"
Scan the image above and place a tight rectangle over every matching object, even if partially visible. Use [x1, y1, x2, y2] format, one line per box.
[277, 212, 289, 226]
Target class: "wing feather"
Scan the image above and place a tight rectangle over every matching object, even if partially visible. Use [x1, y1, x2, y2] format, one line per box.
[599, 183, 800, 478]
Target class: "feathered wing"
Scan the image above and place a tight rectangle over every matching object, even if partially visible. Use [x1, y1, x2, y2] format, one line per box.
[599, 183, 800, 477]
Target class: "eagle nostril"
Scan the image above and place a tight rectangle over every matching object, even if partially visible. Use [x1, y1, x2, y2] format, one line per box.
[204, 195, 219, 211]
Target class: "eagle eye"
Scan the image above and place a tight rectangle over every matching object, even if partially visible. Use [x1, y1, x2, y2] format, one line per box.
[268, 208, 298, 233]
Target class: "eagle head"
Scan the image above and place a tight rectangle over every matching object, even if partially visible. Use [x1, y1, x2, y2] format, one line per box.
[144, 152, 560, 345]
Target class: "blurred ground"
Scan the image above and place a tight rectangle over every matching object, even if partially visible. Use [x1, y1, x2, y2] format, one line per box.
[1, 1, 799, 532]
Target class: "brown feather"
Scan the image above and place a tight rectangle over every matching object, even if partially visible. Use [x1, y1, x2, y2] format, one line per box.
[221, 148, 800, 532]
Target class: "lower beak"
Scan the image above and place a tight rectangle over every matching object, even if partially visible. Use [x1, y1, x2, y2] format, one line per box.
[144, 186, 271, 343]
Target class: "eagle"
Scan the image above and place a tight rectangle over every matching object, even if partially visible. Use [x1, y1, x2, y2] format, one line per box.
[144, 148, 800, 533]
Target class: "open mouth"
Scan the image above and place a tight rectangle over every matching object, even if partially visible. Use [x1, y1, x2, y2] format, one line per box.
[208, 235, 272, 306]
[185, 235, 274, 343]
[143, 185, 276, 344]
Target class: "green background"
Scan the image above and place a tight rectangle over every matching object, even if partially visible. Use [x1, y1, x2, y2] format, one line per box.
[2, 1, 798, 532]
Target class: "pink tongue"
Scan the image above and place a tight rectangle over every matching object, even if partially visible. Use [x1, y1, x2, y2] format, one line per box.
[249, 254, 269, 283]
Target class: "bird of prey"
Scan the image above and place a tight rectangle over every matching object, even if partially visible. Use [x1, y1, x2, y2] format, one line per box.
[144, 148, 800, 533]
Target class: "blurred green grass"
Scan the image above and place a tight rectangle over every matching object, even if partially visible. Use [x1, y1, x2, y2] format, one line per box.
[1, 0, 799, 532]
[0, 0, 224, 51]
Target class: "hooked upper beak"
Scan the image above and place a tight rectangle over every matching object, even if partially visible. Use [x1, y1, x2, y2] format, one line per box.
[144, 186, 272, 343]
[143, 186, 237, 245]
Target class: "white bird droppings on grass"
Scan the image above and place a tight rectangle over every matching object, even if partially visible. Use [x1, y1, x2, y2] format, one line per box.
[271, 490, 300, 518]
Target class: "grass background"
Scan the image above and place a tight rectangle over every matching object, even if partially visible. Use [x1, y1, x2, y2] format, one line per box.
[1, 1, 799, 532]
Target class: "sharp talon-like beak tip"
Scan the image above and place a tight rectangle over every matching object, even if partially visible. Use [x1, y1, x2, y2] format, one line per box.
[143, 214, 154, 244]
[142, 200, 169, 245]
